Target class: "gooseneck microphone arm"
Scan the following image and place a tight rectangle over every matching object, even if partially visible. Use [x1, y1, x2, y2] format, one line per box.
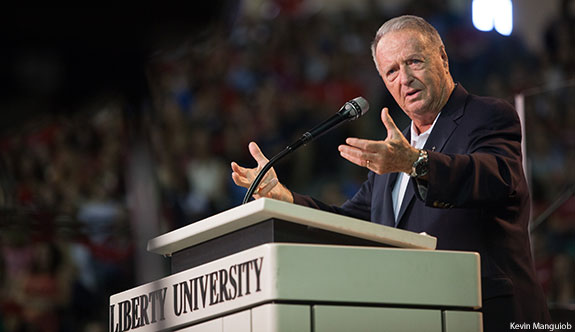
[242, 96, 369, 204]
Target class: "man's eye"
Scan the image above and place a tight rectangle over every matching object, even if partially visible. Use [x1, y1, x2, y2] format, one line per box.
[387, 69, 397, 76]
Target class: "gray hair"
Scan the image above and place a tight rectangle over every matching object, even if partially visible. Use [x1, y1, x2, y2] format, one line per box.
[371, 15, 445, 70]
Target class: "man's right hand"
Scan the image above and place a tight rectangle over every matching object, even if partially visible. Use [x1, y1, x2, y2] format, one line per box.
[231, 142, 294, 203]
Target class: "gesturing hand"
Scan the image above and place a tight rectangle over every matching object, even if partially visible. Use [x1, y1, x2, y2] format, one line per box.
[231, 142, 294, 202]
[338, 108, 419, 175]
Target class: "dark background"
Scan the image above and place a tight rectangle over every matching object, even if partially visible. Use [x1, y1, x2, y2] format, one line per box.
[0, 5, 238, 131]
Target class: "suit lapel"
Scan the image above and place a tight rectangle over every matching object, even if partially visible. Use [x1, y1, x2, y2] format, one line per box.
[395, 85, 467, 227]
[422, 111, 459, 153]
[396, 176, 415, 225]
[395, 115, 455, 224]
[395, 128, 414, 224]
[382, 172, 398, 227]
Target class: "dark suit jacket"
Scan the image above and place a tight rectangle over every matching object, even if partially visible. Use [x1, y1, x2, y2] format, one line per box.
[293, 84, 550, 326]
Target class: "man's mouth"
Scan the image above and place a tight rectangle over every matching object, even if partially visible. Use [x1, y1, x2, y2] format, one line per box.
[405, 90, 420, 99]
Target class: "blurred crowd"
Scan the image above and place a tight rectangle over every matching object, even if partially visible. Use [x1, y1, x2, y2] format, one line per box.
[0, 105, 133, 331]
[1, 1, 574, 330]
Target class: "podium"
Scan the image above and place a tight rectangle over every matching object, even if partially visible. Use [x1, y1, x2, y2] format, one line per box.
[110, 198, 482, 332]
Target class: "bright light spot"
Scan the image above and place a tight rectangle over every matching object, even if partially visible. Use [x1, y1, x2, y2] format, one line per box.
[472, 0, 513, 36]
[494, 0, 513, 36]
[472, 0, 494, 31]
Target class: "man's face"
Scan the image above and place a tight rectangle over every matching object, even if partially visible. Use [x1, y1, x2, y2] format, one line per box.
[375, 30, 451, 119]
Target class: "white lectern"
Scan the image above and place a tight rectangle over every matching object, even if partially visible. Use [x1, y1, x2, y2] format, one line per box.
[110, 198, 482, 332]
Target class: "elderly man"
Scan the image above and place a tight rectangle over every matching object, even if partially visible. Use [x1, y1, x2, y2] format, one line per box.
[231, 15, 550, 330]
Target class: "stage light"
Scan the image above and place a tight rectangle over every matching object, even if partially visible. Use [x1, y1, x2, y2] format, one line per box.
[472, 0, 494, 32]
[472, 0, 513, 36]
[494, 0, 513, 36]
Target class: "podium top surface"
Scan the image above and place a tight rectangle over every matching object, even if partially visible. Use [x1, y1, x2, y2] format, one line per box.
[147, 198, 437, 256]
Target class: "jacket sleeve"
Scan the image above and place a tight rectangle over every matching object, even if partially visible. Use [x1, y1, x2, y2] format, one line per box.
[421, 98, 526, 209]
[292, 171, 374, 221]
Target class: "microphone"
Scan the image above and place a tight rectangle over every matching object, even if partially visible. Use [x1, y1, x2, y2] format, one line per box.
[242, 96, 369, 204]
[287, 96, 370, 150]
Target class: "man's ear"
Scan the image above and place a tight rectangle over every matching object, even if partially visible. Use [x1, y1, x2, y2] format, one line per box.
[439, 45, 449, 69]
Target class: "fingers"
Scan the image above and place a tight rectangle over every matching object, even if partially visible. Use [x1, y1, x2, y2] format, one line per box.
[246, 142, 277, 184]
[339, 150, 367, 167]
[339, 137, 379, 160]
[229, 141, 289, 203]
[231, 169, 251, 188]
[231, 161, 247, 176]
[231, 161, 251, 185]
[248, 142, 269, 166]
[338, 144, 376, 167]
[344, 137, 378, 152]
[380, 108, 402, 139]
[232, 164, 276, 190]
[232, 143, 270, 174]
[254, 178, 278, 198]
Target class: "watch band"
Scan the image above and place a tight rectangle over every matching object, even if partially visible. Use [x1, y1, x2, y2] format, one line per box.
[409, 149, 429, 178]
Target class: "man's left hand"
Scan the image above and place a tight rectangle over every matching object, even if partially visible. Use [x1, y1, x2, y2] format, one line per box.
[338, 108, 419, 175]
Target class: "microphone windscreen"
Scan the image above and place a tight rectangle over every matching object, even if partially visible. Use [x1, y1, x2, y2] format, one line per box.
[353, 96, 370, 116]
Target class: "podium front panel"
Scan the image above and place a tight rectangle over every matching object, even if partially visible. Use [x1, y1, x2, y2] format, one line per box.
[110, 243, 480, 332]
[443, 311, 484, 332]
[313, 306, 442, 332]
[172, 304, 482, 332]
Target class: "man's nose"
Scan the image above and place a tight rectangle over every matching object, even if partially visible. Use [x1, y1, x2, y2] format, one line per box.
[399, 65, 413, 86]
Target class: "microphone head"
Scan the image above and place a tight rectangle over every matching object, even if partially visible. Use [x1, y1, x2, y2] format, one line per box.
[343, 96, 369, 120]
[353, 96, 369, 116]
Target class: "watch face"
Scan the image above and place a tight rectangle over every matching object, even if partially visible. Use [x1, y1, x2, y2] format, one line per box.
[412, 150, 429, 177]
[415, 161, 429, 176]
